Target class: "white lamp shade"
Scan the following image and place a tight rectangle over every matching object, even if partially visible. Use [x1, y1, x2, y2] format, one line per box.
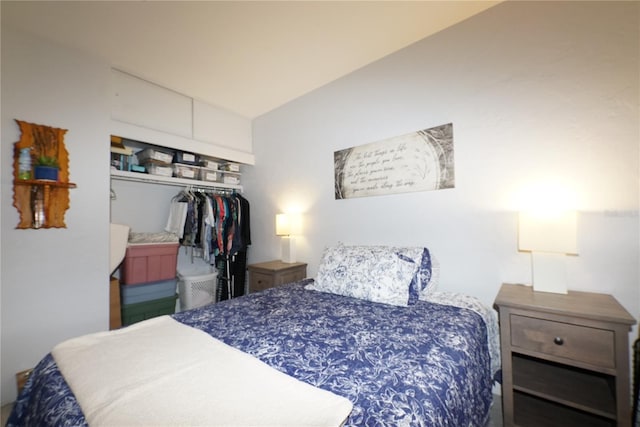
[276, 214, 289, 236]
[518, 210, 577, 254]
[276, 213, 302, 236]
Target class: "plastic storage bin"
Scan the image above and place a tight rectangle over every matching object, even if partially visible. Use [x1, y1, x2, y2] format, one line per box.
[198, 168, 218, 182]
[121, 242, 179, 285]
[120, 278, 177, 304]
[219, 162, 240, 172]
[136, 148, 173, 165]
[173, 151, 199, 166]
[178, 268, 217, 310]
[221, 172, 241, 185]
[200, 158, 220, 170]
[121, 294, 177, 326]
[144, 163, 172, 177]
[172, 163, 199, 179]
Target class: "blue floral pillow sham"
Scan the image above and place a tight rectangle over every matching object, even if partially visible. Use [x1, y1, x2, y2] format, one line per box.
[307, 245, 429, 306]
[336, 244, 437, 300]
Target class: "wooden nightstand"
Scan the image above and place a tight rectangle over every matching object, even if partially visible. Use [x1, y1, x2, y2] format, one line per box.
[494, 283, 636, 427]
[248, 260, 307, 293]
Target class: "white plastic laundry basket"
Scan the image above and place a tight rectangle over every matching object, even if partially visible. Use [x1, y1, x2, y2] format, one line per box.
[178, 268, 217, 310]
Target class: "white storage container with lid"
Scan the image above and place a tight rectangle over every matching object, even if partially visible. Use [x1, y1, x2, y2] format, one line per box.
[221, 172, 241, 185]
[136, 148, 173, 165]
[145, 163, 173, 177]
[219, 162, 241, 172]
[200, 158, 220, 170]
[172, 163, 199, 180]
[198, 168, 219, 182]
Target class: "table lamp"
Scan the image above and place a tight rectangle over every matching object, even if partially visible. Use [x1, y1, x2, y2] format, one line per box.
[518, 209, 577, 294]
[276, 213, 302, 263]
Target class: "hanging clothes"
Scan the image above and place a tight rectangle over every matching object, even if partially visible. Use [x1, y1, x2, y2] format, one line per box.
[168, 187, 251, 301]
[164, 198, 188, 239]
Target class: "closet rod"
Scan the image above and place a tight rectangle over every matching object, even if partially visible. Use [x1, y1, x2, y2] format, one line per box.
[186, 186, 239, 195]
[110, 169, 243, 192]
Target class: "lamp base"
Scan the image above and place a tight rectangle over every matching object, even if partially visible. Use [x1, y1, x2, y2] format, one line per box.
[281, 236, 296, 263]
[531, 252, 568, 294]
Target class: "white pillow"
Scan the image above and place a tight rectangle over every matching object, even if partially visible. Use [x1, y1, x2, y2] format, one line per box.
[306, 245, 422, 306]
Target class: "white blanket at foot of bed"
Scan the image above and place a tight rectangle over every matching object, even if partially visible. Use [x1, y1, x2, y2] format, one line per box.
[52, 316, 352, 426]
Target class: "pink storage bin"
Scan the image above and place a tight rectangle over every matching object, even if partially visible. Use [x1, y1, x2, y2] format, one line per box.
[121, 242, 179, 285]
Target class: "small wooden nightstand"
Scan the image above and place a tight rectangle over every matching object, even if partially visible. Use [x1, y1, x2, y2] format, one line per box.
[248, 260, 307, 293]
[494, 283, 636, 427]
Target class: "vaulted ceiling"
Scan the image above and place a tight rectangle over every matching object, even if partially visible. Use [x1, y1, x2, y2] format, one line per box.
[3, 1, 500, 118]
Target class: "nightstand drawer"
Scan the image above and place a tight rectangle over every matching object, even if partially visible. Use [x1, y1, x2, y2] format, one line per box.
[248, 261, 307, 293]
[280, 269, 305, 284]
[251, 272, 274, 292]
[510, 314, 615, 368]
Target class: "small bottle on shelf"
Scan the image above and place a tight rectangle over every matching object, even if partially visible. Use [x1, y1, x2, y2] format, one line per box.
[31, 187, 45, 228]
[18, 147, 32, 180]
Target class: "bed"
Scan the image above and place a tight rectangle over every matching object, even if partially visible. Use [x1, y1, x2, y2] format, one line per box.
[8, 245, 500, 427]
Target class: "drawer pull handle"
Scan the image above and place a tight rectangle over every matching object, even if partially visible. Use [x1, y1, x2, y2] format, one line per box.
[553, 337, 564, 346]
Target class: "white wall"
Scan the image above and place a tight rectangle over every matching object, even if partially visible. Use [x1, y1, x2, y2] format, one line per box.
[246, 2, 639, 324]
[1, 26, 111, 403]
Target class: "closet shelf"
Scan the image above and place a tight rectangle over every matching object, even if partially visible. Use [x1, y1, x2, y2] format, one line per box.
[110, 169, 243, 191]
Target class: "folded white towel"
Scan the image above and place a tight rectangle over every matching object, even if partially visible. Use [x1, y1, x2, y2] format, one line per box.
[52, 316, 352, 427]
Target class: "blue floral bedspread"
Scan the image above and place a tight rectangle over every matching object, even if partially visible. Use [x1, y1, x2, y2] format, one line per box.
[8, 280, 497, 427]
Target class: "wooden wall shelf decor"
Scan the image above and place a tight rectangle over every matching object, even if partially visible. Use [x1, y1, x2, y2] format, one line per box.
[12, 120, 77, 229]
